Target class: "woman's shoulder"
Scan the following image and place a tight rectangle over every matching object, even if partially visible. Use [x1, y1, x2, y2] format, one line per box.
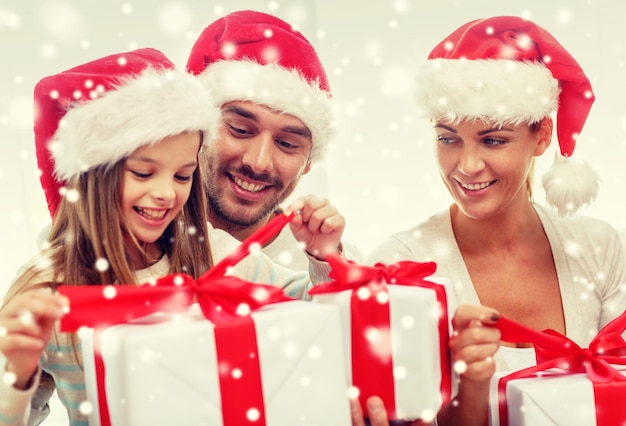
[536, 204, 622, 245]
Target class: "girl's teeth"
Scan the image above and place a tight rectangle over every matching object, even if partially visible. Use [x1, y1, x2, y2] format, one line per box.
[137, 208, 166, 219]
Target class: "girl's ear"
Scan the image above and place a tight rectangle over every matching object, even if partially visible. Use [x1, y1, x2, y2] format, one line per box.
[533, 117, 553, 156]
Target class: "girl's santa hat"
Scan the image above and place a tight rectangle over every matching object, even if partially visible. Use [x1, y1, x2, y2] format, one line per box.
[415, 15, 598, 215]
[34, 48, 220, 218]
[186, 9, 334, 164]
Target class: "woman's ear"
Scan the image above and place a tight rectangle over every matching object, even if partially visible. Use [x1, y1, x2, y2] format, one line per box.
[533, 117, 553, 156]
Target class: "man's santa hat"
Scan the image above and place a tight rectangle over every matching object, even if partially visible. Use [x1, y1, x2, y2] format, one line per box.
[186, 9, 334, 164]
[34, 48, 219, 218]
[415, 15, 598, 215]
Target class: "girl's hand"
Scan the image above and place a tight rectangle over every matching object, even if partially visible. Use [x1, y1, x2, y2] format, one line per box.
[0, 290, 67, 389]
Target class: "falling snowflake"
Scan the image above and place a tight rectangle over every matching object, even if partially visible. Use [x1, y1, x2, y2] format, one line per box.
[78, 400, 93, 415]
[246, 407, 261, 422]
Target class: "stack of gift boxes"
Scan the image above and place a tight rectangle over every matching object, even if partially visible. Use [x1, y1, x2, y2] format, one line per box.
[58, 214, 626, 425]
[58, 214, 455, 425]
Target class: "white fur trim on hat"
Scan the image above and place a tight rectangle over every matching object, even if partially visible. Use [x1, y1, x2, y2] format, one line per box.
[51, 68, 219, 180]
[415, 59, 560, 125]
[197, 60, 335, 163]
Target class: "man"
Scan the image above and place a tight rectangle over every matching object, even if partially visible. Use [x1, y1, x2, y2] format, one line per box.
[187, 9, 360, 269]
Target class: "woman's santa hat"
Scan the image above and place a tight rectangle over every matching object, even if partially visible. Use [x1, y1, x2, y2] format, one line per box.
[415, 15, 599, 215]
[34, 48, 220, 218]
[186, 9, 334, 164]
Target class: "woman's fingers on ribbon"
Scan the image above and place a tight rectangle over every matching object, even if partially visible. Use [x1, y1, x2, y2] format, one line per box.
[450, 304, 501, 382]
[350, 397, 368, 426]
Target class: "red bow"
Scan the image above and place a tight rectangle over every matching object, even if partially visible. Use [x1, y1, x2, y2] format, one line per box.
[497, 311, 626, 425]
[309, 254, 437, 294]
[59, 210, 296, 331]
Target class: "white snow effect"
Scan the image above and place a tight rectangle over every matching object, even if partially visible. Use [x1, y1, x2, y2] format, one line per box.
[4, 95, 31, 128]
[78, 401, 93, 415]
[380, 65, 414, 97]
[38, 1, 85, 41]
[95, 257, 109, 272]
[236, 303, 251, 316]
[157, 3, 192, 36]
[2, 371, 16, 386]
[246, 407, 261, 421]
[102, 285, 116, 299]
[0, 7, 21, 29]
[308, 345, 322, 359]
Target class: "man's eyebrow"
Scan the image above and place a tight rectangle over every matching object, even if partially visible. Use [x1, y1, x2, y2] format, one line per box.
[223, 105, 257, 120]
[223, 105, 312, 138]
[282, 125, 311, 138]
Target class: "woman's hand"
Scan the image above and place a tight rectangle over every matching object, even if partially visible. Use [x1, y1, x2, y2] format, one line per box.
[449, 304, 501, 383]
[0, 290, 67, 389]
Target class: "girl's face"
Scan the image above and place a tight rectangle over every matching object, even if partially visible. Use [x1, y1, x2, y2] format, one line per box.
[122, 131, 201, 244]
[435, 118, 551, 220]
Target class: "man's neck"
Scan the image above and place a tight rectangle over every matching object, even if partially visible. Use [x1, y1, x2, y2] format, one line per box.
[208, 210, 279, 243]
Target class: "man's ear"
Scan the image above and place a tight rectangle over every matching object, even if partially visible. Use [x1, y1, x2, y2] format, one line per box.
[303, 161, 312, 175]
[533, 117, 553, 156]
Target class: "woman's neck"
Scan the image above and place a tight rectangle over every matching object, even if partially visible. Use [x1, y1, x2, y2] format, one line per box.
[450, 201, 542, 253]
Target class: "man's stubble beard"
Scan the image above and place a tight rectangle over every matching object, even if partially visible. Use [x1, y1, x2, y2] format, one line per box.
[205, 172, 300, 228]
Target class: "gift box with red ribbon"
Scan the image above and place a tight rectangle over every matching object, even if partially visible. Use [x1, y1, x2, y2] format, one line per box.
[57, 212, 352, 425]
[309, 254, 453, 422]
[60, 274, 351, 425]
[489, 312, 626, 426]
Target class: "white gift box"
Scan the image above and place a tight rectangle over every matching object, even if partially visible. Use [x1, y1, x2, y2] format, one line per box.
[80, 301, 351, 426]
[489, 367, 626, 426]
[312, 276, 452, 421]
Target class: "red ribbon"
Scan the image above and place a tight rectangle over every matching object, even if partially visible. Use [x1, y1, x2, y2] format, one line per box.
[309, 254, 451, 420]
[58, 210, 295, 426]
[496, 311, 626, 426]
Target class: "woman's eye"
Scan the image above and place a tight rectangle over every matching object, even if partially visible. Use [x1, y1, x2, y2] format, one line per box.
[437, 135, 455, 144]
[175, 175, 192, 182]
[483, 137, 506, 146]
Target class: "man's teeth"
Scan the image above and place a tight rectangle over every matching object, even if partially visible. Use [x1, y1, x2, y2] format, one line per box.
[461, 181, 492, 190]
[234, 177, 265, 192]
[136, 207, 167, 220]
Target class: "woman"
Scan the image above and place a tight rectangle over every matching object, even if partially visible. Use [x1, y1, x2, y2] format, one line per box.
[359, 15, 626, 426]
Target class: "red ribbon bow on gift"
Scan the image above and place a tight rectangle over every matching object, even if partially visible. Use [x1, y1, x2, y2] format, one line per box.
[311, 254, 438, 291]
[59, 210, 296, 331]
[310, 254, 451, 420]
[496, 311, 626, 426]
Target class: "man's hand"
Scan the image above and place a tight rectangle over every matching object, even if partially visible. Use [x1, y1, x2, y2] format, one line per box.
[285, 195, 345, 261]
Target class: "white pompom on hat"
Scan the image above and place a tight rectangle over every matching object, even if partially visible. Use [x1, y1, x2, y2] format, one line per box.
[415, 15, 599, 215]
[34, 48, 220, 218]
[186, 9, 334, 164]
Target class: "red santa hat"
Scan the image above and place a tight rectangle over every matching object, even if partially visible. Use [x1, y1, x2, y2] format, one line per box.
[34, 48, 219, 218]
[415, 15, 599, 215]
[186, 9, 334, 164]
